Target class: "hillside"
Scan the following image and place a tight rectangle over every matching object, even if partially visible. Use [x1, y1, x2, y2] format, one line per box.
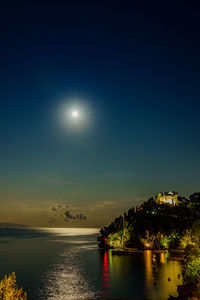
[99, 192, 200, 250]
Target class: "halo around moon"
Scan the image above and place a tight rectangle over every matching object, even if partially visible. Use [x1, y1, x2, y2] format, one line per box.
[54, 96, 95, 137]
[71, 110, 79, 118]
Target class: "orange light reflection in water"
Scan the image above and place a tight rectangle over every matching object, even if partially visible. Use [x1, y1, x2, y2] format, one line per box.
[144, 250, 182, 300]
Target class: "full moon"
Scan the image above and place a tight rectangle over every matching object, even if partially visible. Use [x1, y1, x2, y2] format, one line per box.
[71, 110, 79, 118]
[57, 100, 91, 132]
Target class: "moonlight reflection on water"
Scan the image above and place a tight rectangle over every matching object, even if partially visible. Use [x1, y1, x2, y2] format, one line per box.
[40, 228, 100, 300]
[41, 249, 96, 300]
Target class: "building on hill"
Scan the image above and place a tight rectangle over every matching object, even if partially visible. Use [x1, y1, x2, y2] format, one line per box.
[156, 191, 178, 205]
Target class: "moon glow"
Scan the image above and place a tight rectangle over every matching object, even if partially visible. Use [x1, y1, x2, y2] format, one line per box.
[56, 98, 93, 134]
[71, 110, 79, 118]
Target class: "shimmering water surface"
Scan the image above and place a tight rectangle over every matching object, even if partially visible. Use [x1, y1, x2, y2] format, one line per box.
[0, 228, 182, 299]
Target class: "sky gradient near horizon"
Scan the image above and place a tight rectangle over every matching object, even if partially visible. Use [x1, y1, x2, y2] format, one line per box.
[0, 1, 200, 227]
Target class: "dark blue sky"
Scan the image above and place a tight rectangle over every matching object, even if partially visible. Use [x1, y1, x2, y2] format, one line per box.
[0, 1, 200, 226]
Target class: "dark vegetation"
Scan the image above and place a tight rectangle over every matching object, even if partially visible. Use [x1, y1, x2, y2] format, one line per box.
[100, 193, 200, 250]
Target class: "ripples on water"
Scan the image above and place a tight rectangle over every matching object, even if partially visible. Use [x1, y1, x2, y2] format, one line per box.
[41, 249, 96, 299]
[0, 228, 182, 300]
[39, 228, 100, 300]
[38, 228, 99, 237]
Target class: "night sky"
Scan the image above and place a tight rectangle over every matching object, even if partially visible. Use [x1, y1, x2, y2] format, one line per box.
[0, 1, 200, 227]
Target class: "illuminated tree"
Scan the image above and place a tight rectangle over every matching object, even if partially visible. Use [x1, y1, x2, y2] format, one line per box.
[183, 257, 200, 285]
[0, 272, 27, 300]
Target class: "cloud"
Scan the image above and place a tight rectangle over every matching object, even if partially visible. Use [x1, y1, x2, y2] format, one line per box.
[90, 201, 117, 210]
[64, 210, 73, 219]
[49, 204, 87, 223]
[49, 218, 56, 223]
[63, 210, 86, 221]
[76, 214, 87, 220]
[51, 206, 57, 211]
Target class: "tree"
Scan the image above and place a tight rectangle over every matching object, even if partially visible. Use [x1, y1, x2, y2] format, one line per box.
[178, 196, 189, 207]
[189, 193, 200, 207]
[183, 257, 200, 285]
[192, 220, 200, 236]
[0, 272, 27, 300]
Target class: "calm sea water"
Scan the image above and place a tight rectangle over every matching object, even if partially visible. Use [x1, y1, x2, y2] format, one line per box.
[0, 228, 182, 299]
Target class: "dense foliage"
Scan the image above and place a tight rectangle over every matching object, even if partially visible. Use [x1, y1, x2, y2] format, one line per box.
[183, 257, 200, 285]
[0, 272, 27, 300]
[181, 222, 200, 286]
[100, 193, 200, 250]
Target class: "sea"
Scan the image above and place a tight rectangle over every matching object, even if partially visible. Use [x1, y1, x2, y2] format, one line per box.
[0, 228, 182, 299]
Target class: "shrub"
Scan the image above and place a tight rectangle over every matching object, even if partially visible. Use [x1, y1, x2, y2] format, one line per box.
[160, 235, 171, 249]
[183, 257, 200, 285]
[107, 232, 122, 248]
[179, 230, 195, 249]
[0, 272, 27, 300]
